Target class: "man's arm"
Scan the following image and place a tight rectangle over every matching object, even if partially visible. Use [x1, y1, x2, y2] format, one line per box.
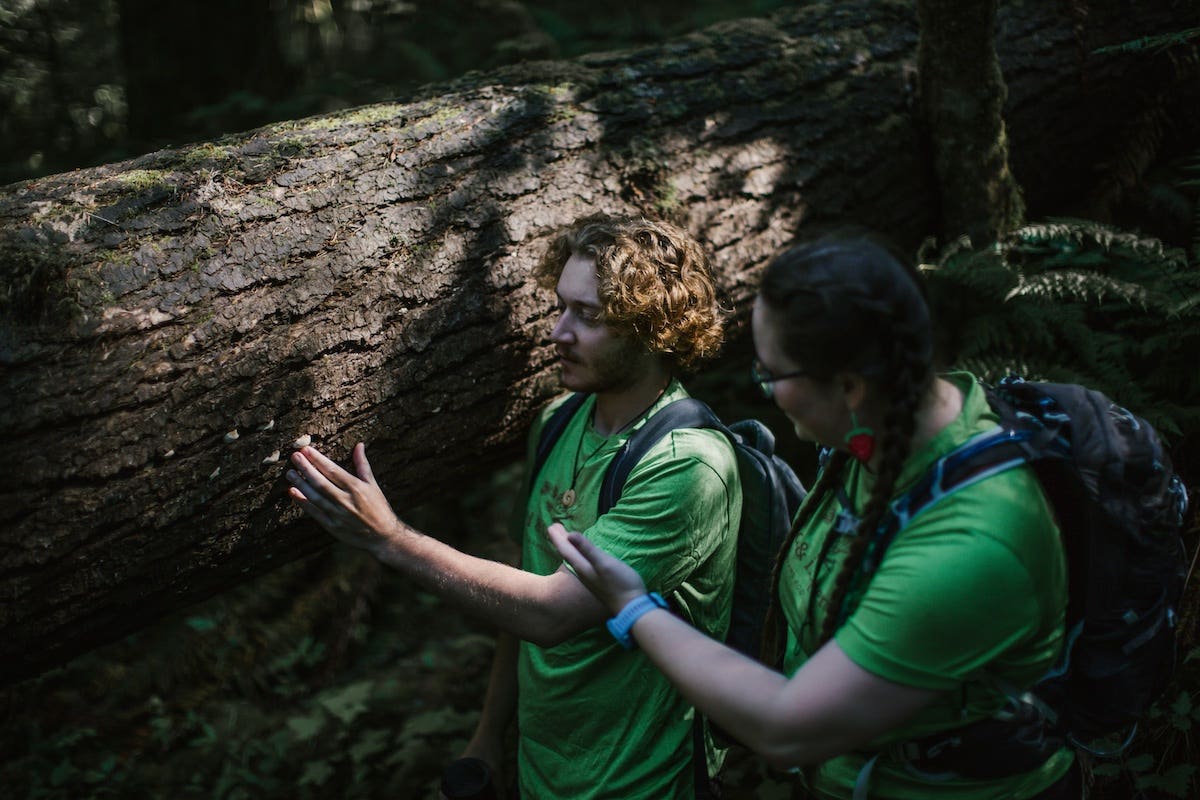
[287, 443, 607, 646]
[460, 632, 518, 781]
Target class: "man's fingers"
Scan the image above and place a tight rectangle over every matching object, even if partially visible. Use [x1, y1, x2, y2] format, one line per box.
[287, 468, 344, 516]
[547, 523, 574, 559]
[290, 449, 351, 500]
[299, 445, 357, 490]
[548, 524, 593, 579]
[352, 442, 376, 484]
[565, 531, 610, 570]
[288, 482, 336, 528]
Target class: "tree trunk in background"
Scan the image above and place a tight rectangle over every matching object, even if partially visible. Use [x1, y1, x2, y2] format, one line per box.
[0, 0, 1193, 683]
[117, 0, 298, 147]
[918, 0, 1024, 242]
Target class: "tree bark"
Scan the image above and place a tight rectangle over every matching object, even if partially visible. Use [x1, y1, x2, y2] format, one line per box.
[917, 0, 1025, 243]
[0, 0, 1192, 683]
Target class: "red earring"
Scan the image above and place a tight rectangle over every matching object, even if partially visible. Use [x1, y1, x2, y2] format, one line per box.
[844, 411, 876, 463]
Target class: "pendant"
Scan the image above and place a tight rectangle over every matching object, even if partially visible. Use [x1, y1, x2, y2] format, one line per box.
[561, 488, 576, 508]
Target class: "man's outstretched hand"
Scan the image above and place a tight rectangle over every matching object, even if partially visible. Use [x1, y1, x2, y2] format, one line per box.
[287, 442, 401, 556]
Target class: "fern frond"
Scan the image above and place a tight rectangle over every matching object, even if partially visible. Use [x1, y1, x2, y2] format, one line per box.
[1092, 28, 1200, 57]
[925, 218, 1200, 438]
[927, 258, 1016, 298]
[1004, 269, 1151, 307]
[1168, 291, 1200, 317]
[1021, 218, 1180, 263]
[1009, 219, 1102, 251]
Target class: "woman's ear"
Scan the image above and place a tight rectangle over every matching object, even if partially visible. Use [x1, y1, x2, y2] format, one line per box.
[837, 371, 870, 413]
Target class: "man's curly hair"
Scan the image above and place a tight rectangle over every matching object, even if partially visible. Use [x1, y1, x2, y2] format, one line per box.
[533, 214, 726, 370]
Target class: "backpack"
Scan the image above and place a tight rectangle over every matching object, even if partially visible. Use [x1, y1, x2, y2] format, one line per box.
[842, 376, 1189, 778]
[533, 393, 807, 663]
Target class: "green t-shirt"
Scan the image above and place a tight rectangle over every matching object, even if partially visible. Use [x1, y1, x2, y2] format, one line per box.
[779, 373, 1072, 800]
[515, 380, 742, 799]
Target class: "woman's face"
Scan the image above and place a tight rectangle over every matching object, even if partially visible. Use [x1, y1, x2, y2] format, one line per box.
[751, 296, 851, 448]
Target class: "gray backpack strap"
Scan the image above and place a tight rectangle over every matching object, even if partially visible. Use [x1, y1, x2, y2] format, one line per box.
[597, 398, 723, 515]
[529, 393, 589, 491]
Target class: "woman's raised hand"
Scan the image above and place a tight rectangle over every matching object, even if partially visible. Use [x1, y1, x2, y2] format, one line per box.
[547, 523, 648, 614]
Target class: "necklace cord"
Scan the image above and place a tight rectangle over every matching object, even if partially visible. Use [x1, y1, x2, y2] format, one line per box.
[560, 390, 666, 507]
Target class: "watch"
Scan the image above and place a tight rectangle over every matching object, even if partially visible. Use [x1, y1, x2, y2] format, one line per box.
[606, 592, 668, 649]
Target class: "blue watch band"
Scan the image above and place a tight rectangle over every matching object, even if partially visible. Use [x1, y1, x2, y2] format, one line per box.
[606, 592, 668, 649]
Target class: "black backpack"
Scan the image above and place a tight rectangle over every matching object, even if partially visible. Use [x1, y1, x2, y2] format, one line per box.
[841, 376, 1189, 777]
[533, 393, 807, 663]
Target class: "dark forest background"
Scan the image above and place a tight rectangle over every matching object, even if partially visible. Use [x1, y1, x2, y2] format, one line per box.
[0, 0, 788, 185]
[2, 1, 1198, 799]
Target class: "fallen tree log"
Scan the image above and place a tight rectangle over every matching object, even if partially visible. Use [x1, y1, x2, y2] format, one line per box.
[0, 0, 1194, 683]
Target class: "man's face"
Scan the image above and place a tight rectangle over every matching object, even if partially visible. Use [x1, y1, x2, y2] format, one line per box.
[551, 254, 648, 395]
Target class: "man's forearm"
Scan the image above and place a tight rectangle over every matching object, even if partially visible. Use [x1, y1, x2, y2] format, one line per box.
[371, 521, 604, 646]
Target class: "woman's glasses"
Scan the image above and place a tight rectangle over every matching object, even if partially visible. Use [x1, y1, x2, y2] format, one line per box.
[751, 360, 806, 399]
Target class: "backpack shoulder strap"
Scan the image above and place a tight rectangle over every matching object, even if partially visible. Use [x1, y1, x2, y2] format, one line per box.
[874, 378, 1081, 553]
[597, 398, 729, 515]
[529, 393, 589, 490]
[854, 417, 1050, 593]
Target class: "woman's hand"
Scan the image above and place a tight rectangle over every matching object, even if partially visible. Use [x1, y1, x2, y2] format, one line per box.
[287, 442, 401, 557]
[547, 523, 648, 615]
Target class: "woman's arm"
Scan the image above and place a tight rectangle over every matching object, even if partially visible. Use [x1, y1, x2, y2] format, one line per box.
[549, 524, 939, 767]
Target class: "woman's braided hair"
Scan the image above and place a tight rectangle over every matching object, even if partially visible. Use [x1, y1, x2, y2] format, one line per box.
[757, 235, 935, 655]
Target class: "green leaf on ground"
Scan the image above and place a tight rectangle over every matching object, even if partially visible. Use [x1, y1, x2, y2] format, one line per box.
[350, 729, 391, 764]
[318, 680, 374, 725]
[1126, 753, 1155, 772]
[1156, 763, 1197, 797]
[299, 759, 335, 788]
[403, 709, 475, 737]
[287, 711, 327, 742]
[1137, 763, 1197, 797]
[185, 616, 218, 632]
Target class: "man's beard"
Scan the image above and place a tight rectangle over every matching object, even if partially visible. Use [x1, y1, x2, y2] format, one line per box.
[559, 336, 649, 395]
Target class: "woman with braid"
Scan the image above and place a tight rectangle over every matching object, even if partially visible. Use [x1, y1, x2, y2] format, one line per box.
[548, 236, 1079, 799]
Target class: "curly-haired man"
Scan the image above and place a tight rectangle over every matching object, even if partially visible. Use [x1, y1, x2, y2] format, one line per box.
[287, 215, 742, 799]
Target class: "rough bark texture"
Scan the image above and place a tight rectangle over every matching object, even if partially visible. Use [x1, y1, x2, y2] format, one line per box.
[918, 0, 1024, 242]
[0, 0, 1192, 683]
